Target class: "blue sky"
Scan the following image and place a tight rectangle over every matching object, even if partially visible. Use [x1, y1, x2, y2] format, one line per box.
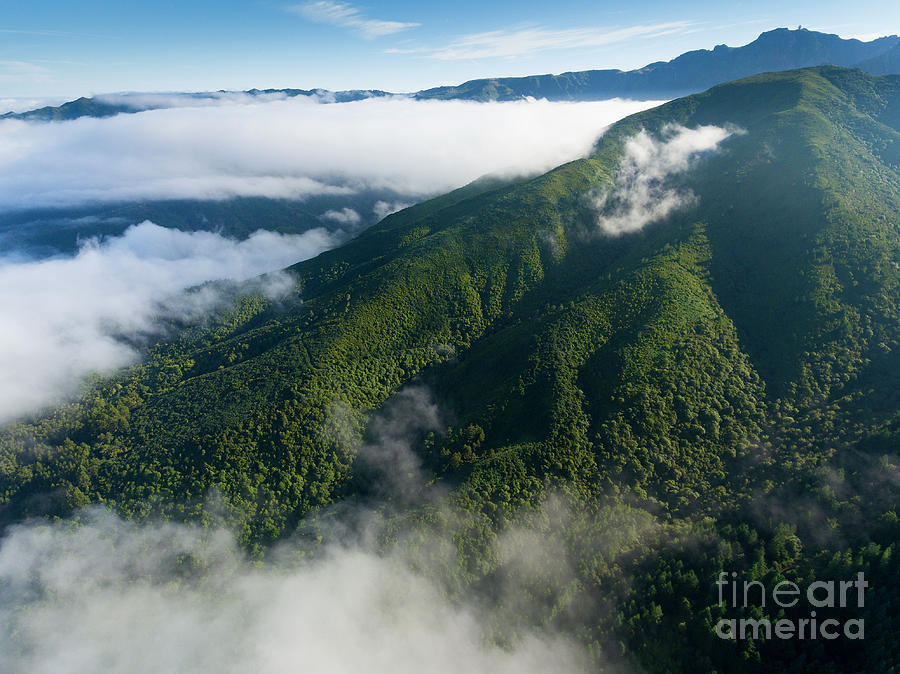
[1, 0, 899, 98]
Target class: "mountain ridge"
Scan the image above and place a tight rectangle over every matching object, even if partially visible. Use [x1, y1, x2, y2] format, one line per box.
[415, 27, 900, 101]
[5, 28, 900, 121]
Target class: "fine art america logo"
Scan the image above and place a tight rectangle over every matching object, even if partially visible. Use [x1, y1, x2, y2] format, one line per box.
[714, 571, 868, 641]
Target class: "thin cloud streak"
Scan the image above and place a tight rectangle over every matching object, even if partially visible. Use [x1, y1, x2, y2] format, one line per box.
[0, 61, 51, 79]
[288, 1, 420, 39]
[0, 28, 72, 37]
[386, 21, 695, 60]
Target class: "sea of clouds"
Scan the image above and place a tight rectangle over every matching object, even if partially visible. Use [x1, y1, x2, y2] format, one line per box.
[0, 96, 661, 210]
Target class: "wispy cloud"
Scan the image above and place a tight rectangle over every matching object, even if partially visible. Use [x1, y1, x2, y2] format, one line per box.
[0, 28, 113, 40]
[0, 60, 51, 80]
[0, 28, 71, 37]
[387, 21, 695, 61]
[589, 124, 736, 236]
[373, 199, 410, 221]
[320, 207, 362, 225]
[288, 1, 419, 39]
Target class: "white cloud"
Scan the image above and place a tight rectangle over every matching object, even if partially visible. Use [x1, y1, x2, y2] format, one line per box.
[93, 90, 386, 111]
[320, 207, 362, 225]
[93, 91, 298, 110]
[0, 221, 338, 423]
[591, 124, 736, 235]
[0, 96, 662, 211]
[373, 199, 411, 221]
[386, 21, 694, 60]
[0, 505, 588, 674]
[289, 1, 420, 38]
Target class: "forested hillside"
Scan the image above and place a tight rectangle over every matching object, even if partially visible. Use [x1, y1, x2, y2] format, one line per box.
[2, 66, 898, 672]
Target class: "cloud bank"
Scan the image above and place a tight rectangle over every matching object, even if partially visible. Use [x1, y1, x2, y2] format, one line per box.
[0, 222, 337, 423]
[0, 96, 661, 212]
[591, 124, 736, 235]
[0, 508, 590, 674]
[91, 90, 394, 111]
[93, 91, 302, 110]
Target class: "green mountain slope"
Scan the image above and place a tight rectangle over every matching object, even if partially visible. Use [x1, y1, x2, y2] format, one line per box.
[2, 67, 899, 672]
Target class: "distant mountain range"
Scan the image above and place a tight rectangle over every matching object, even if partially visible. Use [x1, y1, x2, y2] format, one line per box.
[5, 27, 900, 121]
[857, 41, 900, 74]
[415, 27, 900, 101]
[1, 88, 394, 122]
